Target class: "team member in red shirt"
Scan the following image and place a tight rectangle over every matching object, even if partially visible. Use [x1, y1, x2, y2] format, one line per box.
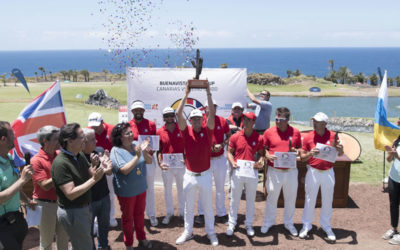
[175, 83, 218, 246]
[299, 112, 344, 241]
[261, 107, 301, 236]
[88, 112, 118, 228]
[129, 101, 158, 227]
[32, 126, 68, 250]
[157, 107, 185, 225]
[225, 111, 264, 237]
[196, 100, 231, 224]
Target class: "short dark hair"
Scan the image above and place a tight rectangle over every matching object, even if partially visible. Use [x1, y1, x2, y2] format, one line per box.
[111, 122, 131, 147]
[59, 123, 81, 149]
[0, 121, 11, 138]
[276, 107, 290, 119]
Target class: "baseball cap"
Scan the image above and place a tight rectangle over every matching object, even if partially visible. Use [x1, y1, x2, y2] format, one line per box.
[312, 112, 329, 123]
[162, 107, 175, 115]
[243, 111, 257, 121]
[232, 102, 243, 109]
[204, 99, 217, 107]
[189, 109, 203, 118]
[88, 112, 103, 127]
[130, 101, 145, 110]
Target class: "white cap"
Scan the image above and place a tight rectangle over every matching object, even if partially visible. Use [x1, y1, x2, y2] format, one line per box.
[189, 109, 203, 118]
[232, 102, 243, 109]
[130, 101, 145, 110]
[88, 112, 103, 127]
[312, 112, 329, 123]
[204, 99, 217, 107]
[162, 107, 175, 115]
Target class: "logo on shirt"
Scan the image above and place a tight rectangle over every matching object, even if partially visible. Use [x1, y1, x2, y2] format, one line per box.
[326, 140, 330, 145]
[217, 126, 221, 130]
[177, 133, 181, 137]
[200, 133, 204, 137]
[252, 141, 256, 146]
[144, 129, 148, 133]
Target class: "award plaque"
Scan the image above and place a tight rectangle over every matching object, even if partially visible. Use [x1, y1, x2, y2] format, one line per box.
[188, 49, 208, 89]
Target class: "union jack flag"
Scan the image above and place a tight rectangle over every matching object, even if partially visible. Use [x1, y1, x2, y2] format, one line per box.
[11, 81, 67, 166]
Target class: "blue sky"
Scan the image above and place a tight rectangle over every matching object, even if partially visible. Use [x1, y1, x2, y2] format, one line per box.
[1, 0, 400, 50]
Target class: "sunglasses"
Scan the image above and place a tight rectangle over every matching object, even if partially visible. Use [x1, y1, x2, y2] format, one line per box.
[163, 114, 175, 118]
[275, 118, 287, 122]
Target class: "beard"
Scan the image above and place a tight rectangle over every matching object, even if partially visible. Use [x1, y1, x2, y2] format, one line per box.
[134, 113, 143, 121]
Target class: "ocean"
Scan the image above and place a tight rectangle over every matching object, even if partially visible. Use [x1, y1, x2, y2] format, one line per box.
[1, 48, 400, 78]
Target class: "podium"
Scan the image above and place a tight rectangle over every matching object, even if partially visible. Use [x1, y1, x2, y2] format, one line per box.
[263, 154, 353, 208]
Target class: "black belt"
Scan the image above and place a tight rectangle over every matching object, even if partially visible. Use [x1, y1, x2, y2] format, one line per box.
[36, 198, 57, 203]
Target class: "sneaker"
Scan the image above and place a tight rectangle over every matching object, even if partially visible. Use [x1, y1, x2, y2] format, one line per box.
[194, 214, 204, 224]
[246, 226, 255, 237]
[138, 239, 152, 249]
[162, 214, 173, 225]
[285, 224, 298, 237]
[383, 229, 396, 240]
[299, 227, 309, 239]
[149, 216, 158, 227]
[216, 215, 229, 224]
[226, 224, 235, 236]
[176, 232, 193, 245]
[260, 224, 271, 234]
[389, 234, 400, 245]
[323, 227, 336, 241]
[109, 218, 118, 228]
[207, 233, 219, 246]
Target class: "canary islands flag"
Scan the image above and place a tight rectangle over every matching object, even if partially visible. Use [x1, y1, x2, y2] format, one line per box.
[374, 71, 400, 150]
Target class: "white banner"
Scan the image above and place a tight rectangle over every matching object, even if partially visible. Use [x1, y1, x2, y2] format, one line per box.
[126, 67, 247, 128]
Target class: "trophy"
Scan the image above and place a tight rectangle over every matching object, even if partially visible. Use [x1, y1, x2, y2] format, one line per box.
[188, 49, 209, 88]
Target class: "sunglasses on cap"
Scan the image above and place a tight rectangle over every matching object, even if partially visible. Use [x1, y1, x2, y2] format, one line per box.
[275, 117, 287, 122]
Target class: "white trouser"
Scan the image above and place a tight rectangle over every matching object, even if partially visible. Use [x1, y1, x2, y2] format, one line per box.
[162, 167, 185, 216]
[263, 167, 298, 227]
[106, 174, 116, 221]
[183, 169, 215, 235]
[302, 165, 335, 230]
[228, 170, 258, 227]
[146, 161, 156, 218]
[198, 154, 228, 216]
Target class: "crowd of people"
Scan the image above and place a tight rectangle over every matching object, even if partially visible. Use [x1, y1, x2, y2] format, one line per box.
[0, 83, 353, 249]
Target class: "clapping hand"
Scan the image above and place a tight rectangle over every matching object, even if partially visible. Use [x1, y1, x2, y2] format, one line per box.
[100, 150, 113, 174]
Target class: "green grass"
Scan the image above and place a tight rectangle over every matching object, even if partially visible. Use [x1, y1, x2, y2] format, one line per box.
[0, 82, 393, 184]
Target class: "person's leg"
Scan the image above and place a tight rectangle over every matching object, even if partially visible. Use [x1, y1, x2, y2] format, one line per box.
[55, 206, 69, 250]
[37, 201, 57, 250]
[91, 200, 100, 250]
[133, 192, 147, 241]
[228, 173, 244, 228]
[175, 168, 186, 216]
[213, 156, 228, 217]
[320, 168, 335, 230]
[0, 211, 28, 250]
[162, 169, 174, 215]
[263, 168, 283, 227]
[106, 174, 117, 226]
[183, 173, 196, 235]
[145, 162, 156, 219]
[199, 172, 216, 235]
[117, 196, 135, 247]
[244, 177, 258, 227]
[60, 207, 93, 250]
[389, 177, 400, 229]
[97, 195, 111, 249]
[282, 169, 298, 226]
[302, 166, 321, 230]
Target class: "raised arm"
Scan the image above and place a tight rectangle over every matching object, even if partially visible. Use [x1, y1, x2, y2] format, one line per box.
[206, 83, 215, 130]
[247, 88, 261, 105]
[177, 83, 190, 131]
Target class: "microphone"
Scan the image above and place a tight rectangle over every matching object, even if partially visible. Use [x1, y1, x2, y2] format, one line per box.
[24, 152, 31, 165]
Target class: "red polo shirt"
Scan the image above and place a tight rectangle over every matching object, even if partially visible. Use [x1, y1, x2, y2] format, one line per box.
[203, 114, 230, 157]
[181, 125, 213, 173]
[157, 124, 185, 155]
[302, 129, 336, 170]
[263, 125, 301, 169]
[229, 130, 264, 162]
[90, 122, 114, 151]
[129, 118, 157, 140]
[31, 148, 58, 201]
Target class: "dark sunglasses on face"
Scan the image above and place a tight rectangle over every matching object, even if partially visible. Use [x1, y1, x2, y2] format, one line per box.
[275, 117, 287, 122]
[163, 114, 175, 118]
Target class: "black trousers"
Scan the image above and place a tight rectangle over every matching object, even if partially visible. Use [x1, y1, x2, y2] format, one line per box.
[0, 211, 28, 250]
[389, 177, 400, 228]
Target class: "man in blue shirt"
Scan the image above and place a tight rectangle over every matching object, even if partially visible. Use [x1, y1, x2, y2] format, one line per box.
[247, 88, 272, 134]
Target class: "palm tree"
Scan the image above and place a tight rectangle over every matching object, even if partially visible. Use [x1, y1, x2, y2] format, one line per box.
[38, 67, 47, 81]
[286, 70, 292, 78]
[336, 66, 352, 84]
[293, 69, 301, 77]
[72, 71, 78, 82]
[102, 69, 108, 82]
[34, 72, 39, 82]
[395, 76, 400, 87]
[67, 70, 73, 81]
[369, 73, 378, 86]
[0, 73, 6, 86]
[328, 59, 334, 72]
[49, 71, 53, 81]
[355, 72, 366, 84]
[388, 77, 394, 86]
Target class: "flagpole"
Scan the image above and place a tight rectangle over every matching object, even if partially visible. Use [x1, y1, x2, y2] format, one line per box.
[383, 151, 386, 191]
